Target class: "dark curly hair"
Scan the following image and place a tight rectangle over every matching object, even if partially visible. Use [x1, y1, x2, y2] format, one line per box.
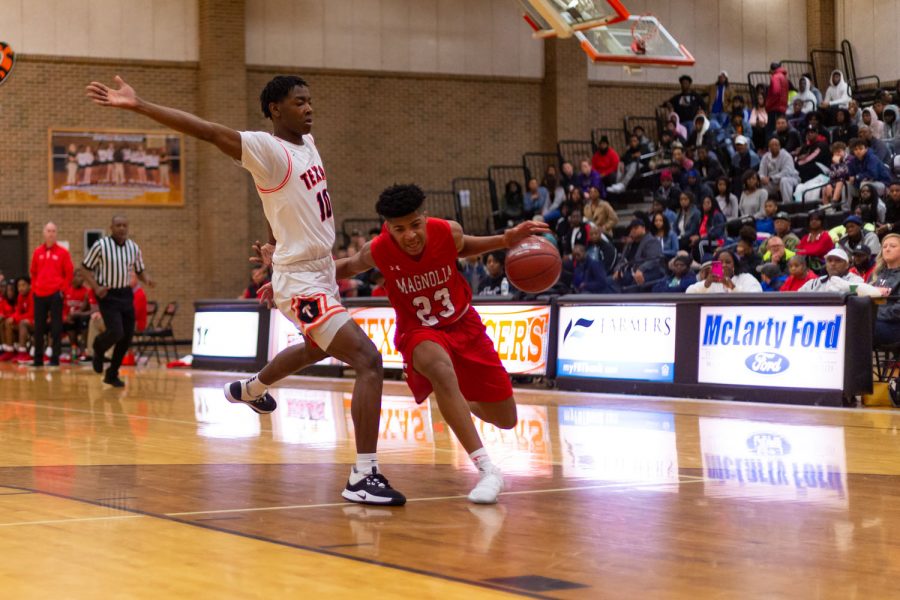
[259, 75, 309, 119]
[376, 184, 426, 219]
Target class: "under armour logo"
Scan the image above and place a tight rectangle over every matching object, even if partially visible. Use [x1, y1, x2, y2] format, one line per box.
[389, 265, 401, 271]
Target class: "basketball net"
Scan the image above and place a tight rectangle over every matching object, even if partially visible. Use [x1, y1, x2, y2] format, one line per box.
[630, 14, 660, 56]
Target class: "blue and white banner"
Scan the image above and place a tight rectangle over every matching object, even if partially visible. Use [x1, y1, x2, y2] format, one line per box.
[556, 304, 676, 382]
[700, 417, 847, 508]
[697, 305, 846, 390]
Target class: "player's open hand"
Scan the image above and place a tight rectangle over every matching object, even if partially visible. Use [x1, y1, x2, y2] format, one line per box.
[256, 282, 274, 308]
[250, 241, 275, 267]
[503, 220, 551, 248]
[86, 75, 139, 109]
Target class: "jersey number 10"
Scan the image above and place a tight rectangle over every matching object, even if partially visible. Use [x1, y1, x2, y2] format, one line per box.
[316, 189, 333, 221]
[412, 287, 455, 326]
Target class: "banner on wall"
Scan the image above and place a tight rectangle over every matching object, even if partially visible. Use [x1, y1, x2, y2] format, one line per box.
[192, 311, 260, 358]
[697, 305, 846, 390]
[556, 304, 676, 382]
[268, 304, 550, 375]
[700, 417, 847, 508]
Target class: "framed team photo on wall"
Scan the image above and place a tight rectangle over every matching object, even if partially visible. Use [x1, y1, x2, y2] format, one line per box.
[48, 128, 184, 207]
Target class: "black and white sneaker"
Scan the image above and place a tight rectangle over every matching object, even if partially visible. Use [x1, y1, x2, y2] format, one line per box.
[223, 380, 277, 414]
[342, 467, 407, 506]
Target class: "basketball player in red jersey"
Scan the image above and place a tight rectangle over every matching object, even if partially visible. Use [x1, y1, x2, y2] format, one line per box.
[336, 185, 549, 503]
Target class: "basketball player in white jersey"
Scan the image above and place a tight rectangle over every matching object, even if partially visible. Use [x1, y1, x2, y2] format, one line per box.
[86, 75, 406, 506]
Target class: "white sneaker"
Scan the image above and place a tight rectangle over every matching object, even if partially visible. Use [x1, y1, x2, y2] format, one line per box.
[468, 468, 504, 504]
[608, 182, 626, 193]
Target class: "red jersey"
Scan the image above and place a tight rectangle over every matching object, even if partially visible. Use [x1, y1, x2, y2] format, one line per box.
[13, 291, 33, 324]
[370, 218, 472, 336]
[63, 285, 92, 319]
[0, 296, 13, 319]
[30, 243, 73, 297]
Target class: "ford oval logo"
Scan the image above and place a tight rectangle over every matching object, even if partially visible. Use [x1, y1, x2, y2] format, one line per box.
[746, 433, 792, 456]
[745, 352, 790, 374]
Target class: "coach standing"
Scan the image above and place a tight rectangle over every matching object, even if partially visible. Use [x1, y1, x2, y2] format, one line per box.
[80, 215, 153, 387]
[30, 222, 73, 367]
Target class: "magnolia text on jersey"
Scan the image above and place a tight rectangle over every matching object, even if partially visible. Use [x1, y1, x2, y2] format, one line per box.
[299, 164, 327, 190]
[394, 265, 454, 295]
[701, 314, 842, 350]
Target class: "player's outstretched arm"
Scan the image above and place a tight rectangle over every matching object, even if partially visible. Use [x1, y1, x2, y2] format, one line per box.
[455, 220, 550, 258]
[335, 242, 377, 279]
[86, 75, 241, 160]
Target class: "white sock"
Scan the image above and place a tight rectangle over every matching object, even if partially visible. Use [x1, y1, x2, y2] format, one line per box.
[2, 345, 12, 352]
[244, 375, 267, 397]
[350, 453, 379, 483]
[470, 448, 494, 475]
[16, 346, 26, 353]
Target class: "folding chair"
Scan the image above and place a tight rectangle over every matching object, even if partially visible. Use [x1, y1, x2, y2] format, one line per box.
[133, 300, 158, 363]
[143, 302, 178, 364]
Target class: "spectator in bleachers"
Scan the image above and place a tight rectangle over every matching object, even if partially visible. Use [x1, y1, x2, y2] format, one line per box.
[574, 160, 604, 200]
[674, 191, 701, 250]
[796, 211, 833, 272]
[871, 234, 900, 345]
[690, 114, 715, 150]
[369, 270, 387, 297]
[650, 130, 676, 171]
[877, 182, 900, 238]
[541, 166, 566, 222]
[849, 137, 892, 194]
[850, 245, 877, 282]
[681, 169, 710, 201]
[555, 207, 589, 259]
[708, 71, 734, 128]
[719, 112, 747, 160]
[652, 254, 696, 293]
[766, 63, 789, 128]
[583, 185, 617, 235]
[686, 250, 762, 294]
[671, 144, 693, 180]
[731, 95, 750, 123]
[500, 180, 524, 224]
[853, 182, 885, 225]
[821, 70, 853, 121]
[459, 255, 486, 293]
[839, 215, 882, 256]
[732, 136, 760, 179]
[758, 235, 794, 273]
[651, 196, 677, 227]
[858, 125, 892, 165]
[591, 136, 620, 188]
[693, 195, 726, 260]
[655, 169, 681, 211]
[873, 96, 887, 120]
[666, 111, 688, 142]
[585, 225, 617, 275]
[614, 219, 664, 291]
[477, 252, 513, 296]
[571, 243, 612, 294]
[618, 134, 648, 191]
[1, 277, 34, 363]
[832, 109, 858, 144]
[758, 263, 787, 291]
[796, 76, 818, 113]
[735, 228, 763, 275]
[819, 142, 851, 209]
[771, 116, 802, 154]
[632, 125, 655, 152]
[847, 98, 863, 127]
[772, 212, 800, 250]
[239, 265, 270, 299]
[667, 75, 706, 135]
[786, 98, 808, 131]
[862, 108, 885, 139]
[739, 170, 768, 217]
[756, 198, 780, 235]
[651, 210, 679, 260]
[795, 125, 831, 183]
[798, 248, 880, 294]
[750, 93, 769, 151]
[523, 177, 548, 221]
[694, 146, 724, 183]
[714, 176, 739, 220]
[560, 161, 576, 192]
[882, 104, 899, 142]
[760, 138, 800, 202]
[780, 255, 817, 291]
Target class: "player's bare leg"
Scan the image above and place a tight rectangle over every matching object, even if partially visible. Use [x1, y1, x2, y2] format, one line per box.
[412, 341, 504, 504]
[468, 397, 517, 430]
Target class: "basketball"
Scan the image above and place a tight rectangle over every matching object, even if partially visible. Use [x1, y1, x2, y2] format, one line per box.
[504, 236, 562, 294]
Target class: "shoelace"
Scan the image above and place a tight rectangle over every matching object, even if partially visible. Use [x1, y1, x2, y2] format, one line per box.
[365, 470, 389, 489]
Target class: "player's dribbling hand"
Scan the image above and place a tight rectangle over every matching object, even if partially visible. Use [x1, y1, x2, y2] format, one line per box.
[502, 220, 551, 248]
[256, 282, 274, 308]
[250, 241, 275, 267]
[86, 75, 139, 109]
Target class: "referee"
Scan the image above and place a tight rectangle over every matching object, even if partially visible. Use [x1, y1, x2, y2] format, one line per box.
[80, 215, 154, 387]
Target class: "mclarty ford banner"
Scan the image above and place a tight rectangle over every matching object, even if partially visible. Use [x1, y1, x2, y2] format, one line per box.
[556, 304, 676, 382]
[700, 417, 847, 508]
[698, 306, 846, 390]
[269, 305, 549, 375]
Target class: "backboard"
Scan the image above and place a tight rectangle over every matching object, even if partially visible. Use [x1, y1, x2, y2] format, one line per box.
[519, 0, 630, 39]
[575, 15, 695, 67]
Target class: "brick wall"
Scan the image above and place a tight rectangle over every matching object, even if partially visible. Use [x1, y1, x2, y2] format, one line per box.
[807, 0, 837, 52]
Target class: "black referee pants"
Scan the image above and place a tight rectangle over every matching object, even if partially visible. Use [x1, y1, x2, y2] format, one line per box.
[33, 292, 64, 365]
[94, 288, 135, 378]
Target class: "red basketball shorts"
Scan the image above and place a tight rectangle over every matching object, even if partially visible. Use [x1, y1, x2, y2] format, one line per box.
[396, 308, 513, 405]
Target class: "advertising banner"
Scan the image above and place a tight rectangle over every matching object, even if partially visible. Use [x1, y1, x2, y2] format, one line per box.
[558, 406, 679, 485]
[192, 311, 260, 358]
[556, 304, 676, 382]
[697, 305, 846, 390]
[700, 417, 847, 508]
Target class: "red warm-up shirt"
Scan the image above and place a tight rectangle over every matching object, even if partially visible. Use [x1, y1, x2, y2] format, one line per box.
[591, 148, 620, 178]
[796, 232, 834, 259]
[780, 272, 817, 292]
[30, 244, 74, 297]
[63, 285, 93, 320]
[13, 291, 34, 324]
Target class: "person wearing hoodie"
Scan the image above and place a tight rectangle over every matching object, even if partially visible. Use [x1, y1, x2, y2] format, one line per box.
[708, 71, 734, 127]
[859, 125, 892, 165]
[839, 215, 882, 256]
[862, 107, 885, 139]
[882, 104, 900, 143]
[591, 135, 620, 187]
[765, 62, 789, 130]
[795, 125, 831, 182]
[691, 114, 715, 149]
[821, 70, 853, 124]
[667, 75, 706, 134]
[759, 137, 800, 202]
[849, 137, 892, 192]
[795, 76, 818, 113]
[667, 111, 688, 141]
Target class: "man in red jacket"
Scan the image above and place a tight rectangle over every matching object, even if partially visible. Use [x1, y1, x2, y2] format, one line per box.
[766, 62, 789, 133]
[591, 135, 620, 188]
[30, 222, 73, 366]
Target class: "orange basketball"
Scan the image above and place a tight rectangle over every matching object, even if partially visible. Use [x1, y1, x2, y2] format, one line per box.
[504, 236, 562, 294]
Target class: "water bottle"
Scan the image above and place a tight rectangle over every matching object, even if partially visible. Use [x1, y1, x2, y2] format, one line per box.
[501, 278, 510, 296]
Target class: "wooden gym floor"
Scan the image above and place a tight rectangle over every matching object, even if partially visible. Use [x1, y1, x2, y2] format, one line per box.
[1, 364, 899, 598]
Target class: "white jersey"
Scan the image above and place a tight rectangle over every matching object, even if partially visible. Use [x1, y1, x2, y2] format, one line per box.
[240, 131, 335, 266]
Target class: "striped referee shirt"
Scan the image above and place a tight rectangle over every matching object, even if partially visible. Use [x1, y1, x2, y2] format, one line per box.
[82, 237, 145, 289]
